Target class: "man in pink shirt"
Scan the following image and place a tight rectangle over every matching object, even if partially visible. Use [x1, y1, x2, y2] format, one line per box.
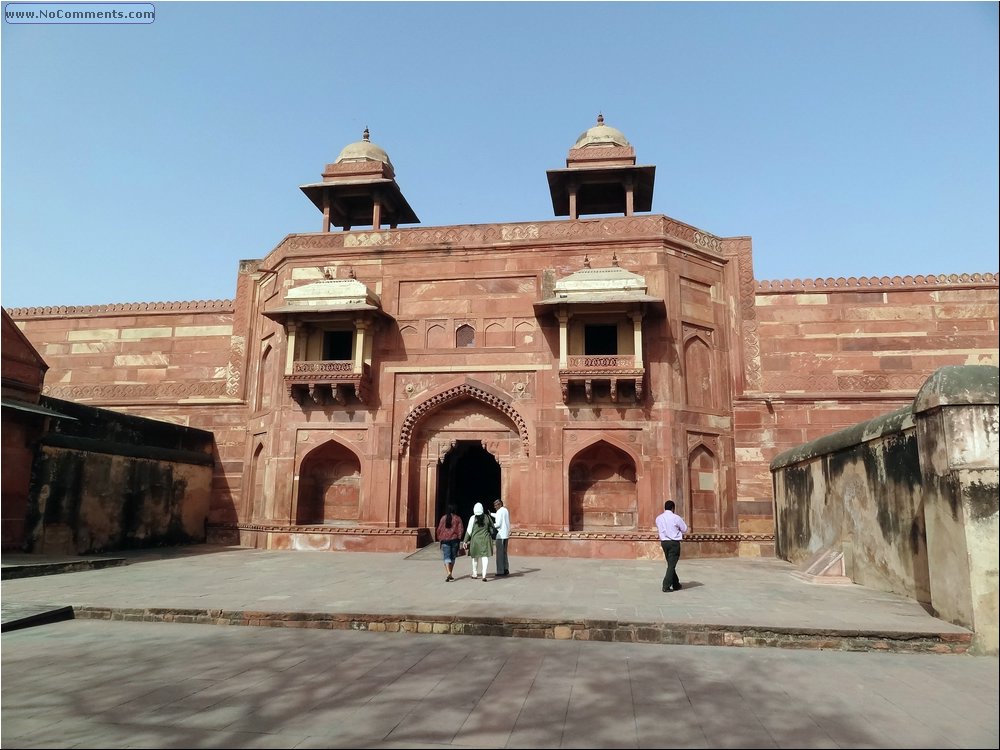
[655, 500, 689, 593]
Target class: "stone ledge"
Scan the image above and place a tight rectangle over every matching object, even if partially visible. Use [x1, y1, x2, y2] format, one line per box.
[70, 606, 973, 655]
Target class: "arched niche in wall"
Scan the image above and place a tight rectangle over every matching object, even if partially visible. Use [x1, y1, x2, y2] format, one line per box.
[568, 439, 637, 531]
[296, 440, 362, 525]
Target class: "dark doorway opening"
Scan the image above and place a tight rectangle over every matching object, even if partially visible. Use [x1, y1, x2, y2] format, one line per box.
[436, 440, 500, 527]
[323, 330, 352, 360]
[584, 324, 618, 355]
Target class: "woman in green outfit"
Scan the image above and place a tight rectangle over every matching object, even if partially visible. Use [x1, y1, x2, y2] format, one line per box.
[462, 502, 496, 581]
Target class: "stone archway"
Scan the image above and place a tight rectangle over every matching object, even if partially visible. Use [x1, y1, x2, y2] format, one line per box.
[402, 389, 524, 530]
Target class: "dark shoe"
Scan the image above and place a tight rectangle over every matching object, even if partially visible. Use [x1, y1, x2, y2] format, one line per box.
[662, 586, 670, 593]
[673, 583, 682, 590]
[482, 577, 489, 582]
[446, 576, 454, 582]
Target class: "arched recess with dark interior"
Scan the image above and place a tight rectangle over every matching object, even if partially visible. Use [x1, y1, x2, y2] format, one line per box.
[568, 439, 637, 531]
[435, 440, 500, 525]
[296, 440, 362, 524]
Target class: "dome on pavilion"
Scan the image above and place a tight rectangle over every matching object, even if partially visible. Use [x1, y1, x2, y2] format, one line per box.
[572, 114, 631, 149]
[335, 127, 393, 168]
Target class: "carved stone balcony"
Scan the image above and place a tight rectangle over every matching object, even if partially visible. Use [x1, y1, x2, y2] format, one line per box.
[286, 361, 372, 405]
[559, 355, 644, 403]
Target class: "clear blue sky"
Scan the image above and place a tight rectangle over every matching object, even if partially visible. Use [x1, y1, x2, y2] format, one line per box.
[2, 2, 997, 309]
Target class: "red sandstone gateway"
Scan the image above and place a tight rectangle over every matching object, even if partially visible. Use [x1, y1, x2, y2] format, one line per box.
[5, 118, 998, 560]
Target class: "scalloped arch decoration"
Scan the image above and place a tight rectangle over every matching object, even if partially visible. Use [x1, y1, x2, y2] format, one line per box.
[399, 383, 529, 456]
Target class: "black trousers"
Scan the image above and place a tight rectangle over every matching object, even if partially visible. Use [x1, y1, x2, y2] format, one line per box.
[660, 539, 681, 591]
[495, 537, 509, 574]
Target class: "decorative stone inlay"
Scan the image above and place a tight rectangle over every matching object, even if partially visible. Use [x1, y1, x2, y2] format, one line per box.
[43, 381, 229, 400]
[762, 372, 929, 393]
[344, 232, 397, 248]
[693, 231, 723, 253]
[501, 225, 540, 241]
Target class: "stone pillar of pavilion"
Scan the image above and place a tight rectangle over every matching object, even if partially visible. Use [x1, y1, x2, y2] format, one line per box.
[546, 114, 656, 219]
[300, 128, 420, 231]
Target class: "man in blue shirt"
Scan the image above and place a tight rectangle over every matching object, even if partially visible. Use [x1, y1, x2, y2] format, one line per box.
[655, 500, 689, 593]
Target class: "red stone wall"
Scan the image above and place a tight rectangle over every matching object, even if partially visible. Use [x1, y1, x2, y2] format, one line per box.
[6, 300, 253, 530]
[7, 219, 997, 560]
[1, 309, 49, 549]
[735, 275, 999, 537]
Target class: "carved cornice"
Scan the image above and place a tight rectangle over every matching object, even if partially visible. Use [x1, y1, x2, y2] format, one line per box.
[7, 299, 235, 319]
[43, 381, 229, 401]
[280, 215, 714, 255]
[399, 382, 529, 456]
[756, 273, 998, 293]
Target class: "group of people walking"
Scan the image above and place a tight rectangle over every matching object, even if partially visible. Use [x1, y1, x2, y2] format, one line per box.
[435, 499, 511, 582]
[436, 496, 689, 592]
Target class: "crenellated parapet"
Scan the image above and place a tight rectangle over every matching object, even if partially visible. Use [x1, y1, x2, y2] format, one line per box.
[757, 272, 997, 293]
[7, 299, 235, 319]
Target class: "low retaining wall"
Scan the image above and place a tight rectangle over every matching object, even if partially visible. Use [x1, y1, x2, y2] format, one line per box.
[771, 365, 999, 655]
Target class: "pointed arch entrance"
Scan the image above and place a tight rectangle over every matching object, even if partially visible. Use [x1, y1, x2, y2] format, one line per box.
[399, 380, 528, 531]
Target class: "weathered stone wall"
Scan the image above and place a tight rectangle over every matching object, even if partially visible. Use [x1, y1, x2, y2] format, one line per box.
[772, 365, 999, 655]
[24, 396, 215, 555]
[6, 298, 253, 534]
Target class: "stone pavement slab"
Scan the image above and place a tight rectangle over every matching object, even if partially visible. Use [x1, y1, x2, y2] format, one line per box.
[2, 619, 997, 749]
[0, 545, 974, 653]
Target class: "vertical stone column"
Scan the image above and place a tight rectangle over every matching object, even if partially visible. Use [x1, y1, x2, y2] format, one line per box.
[557, 308, 569, 368]
[284, 322, 298, 376]
[353, 320, 367, 374]
[630, 309, 644, 369]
